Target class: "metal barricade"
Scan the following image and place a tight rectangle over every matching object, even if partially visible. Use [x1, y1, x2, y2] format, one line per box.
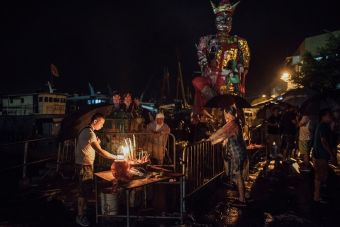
[96, 132, 177, 171]
[55, 131, 177, 177]
[0, 137, 58, 180]
[56, 138, 76, 178]
[182, 141, 224, 197]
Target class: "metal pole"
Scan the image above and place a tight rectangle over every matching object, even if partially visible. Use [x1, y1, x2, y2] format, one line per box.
[126, 190, 130, 227]
[56, 142, 61, 173]
[177, 61, 188, 107]
[212, 144, 215, 176]
[95, 176, 98, 224]
[171, 134, 176, 171]
[182, 174, 186, 213]
[180, 176, 184, 222]
[22, 141, 28, 179]
[144, 186, 147, 209]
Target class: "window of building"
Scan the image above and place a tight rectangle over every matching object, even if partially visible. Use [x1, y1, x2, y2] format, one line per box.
[54, 98, 59, 102]
[49, 97, 53, 102]
[21, 98, 24, 103]
[44, 97, 48, 102]
[39, 97, 43, 102]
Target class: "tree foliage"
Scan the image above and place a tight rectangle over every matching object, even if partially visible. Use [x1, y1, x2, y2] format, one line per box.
[291, 34, 340, 93]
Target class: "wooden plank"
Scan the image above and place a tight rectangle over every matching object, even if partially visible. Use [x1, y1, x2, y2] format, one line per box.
[94, 170, 173, 189]
[122, 176, 171, 189]
[94, 170, 114, 182]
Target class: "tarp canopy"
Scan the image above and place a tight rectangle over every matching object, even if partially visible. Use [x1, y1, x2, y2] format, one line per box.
[281, 88, 319, 107]
[58, 104, 113, 141]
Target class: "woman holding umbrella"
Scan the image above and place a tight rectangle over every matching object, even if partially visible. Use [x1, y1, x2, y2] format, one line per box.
[209, 105, 248, 205]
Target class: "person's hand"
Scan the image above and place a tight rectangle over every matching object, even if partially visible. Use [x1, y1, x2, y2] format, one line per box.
[97, 137, 101, 144]
[331, 155, 337, 166]
[222, 138, 228, 146]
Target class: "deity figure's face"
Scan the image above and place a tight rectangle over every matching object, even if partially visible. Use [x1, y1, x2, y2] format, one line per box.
[215, 12, 232, 33]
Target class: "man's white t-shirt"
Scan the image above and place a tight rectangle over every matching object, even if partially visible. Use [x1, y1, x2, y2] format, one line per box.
[75, 126, 97, 165]
[299, 115, 312, 141]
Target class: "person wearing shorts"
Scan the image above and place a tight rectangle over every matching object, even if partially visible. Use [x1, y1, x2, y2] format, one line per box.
[280, 105, 297, 161]
[298, 115, 316, 171]
[312, 109, 335, 203]
[75, 113, 115, 226]
[266, 107, 281, 159]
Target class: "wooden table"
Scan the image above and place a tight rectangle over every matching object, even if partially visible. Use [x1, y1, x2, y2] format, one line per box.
[94, 170, 185, 226]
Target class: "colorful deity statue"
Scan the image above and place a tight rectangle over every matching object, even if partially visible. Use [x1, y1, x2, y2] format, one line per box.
[192, 0, 250, 114]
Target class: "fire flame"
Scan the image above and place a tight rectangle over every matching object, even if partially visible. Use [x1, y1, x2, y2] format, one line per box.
[116, 135, 150, 163]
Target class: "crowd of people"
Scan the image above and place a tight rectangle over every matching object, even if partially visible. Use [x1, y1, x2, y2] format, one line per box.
[73, 87, 340, 226]
[264, 104, 340, 203]
[107, 92, 148, 131]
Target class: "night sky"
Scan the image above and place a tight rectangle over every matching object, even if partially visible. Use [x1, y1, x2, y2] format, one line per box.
[1, 0, 340, 100]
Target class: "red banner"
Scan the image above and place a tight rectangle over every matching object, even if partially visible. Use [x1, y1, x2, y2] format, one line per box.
[50, 63, 60, 77]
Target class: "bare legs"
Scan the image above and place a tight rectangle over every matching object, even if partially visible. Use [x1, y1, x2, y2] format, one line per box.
[78, 197, 86, 216]
[235, 173, 245, 202]
[313, 159, 328, 202]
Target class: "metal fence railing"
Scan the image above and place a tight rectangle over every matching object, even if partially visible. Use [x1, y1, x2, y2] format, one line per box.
[56, 138, 76, 179]
[96, 132, 177, 171]
[0, 137, 59, 180]
[182, 141, 224, 197]
[55, 132, 177, 175]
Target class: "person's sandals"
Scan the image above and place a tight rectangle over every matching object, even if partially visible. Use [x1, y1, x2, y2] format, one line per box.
[76, 215, 90, 227]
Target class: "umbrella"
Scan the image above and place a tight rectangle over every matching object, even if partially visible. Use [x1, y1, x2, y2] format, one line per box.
[59, 103, 113, 141]
[256, 103, 279, 119]
[300, 95, 340, 115]
[204, 94, 251, 109]
[281, 88, 318, 107]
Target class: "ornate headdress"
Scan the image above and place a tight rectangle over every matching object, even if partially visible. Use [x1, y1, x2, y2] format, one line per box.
[210, 0, 240, 14]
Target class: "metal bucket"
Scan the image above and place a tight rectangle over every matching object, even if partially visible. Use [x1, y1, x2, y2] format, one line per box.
[100, 189, 118, 215]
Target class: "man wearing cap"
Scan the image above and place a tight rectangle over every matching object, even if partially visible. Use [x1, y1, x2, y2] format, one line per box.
[146, 112, 171, 164]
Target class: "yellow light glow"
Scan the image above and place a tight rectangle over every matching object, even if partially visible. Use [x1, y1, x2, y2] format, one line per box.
[118, 145, 130, 160]
[280, 72, 290, 82]
[122, 146, 130, 155]
[262, 94, 267, 98]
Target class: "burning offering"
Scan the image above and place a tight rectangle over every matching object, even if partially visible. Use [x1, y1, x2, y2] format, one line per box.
[111, 160, 130, 182]
[111, 135, 150, 184]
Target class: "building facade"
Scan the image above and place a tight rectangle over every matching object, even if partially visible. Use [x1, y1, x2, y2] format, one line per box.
[1, 93, 66, 116]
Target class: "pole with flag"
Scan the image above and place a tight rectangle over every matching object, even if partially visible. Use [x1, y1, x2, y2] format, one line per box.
[50, 63, 60, 92]
[50, 63, 60, 78]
